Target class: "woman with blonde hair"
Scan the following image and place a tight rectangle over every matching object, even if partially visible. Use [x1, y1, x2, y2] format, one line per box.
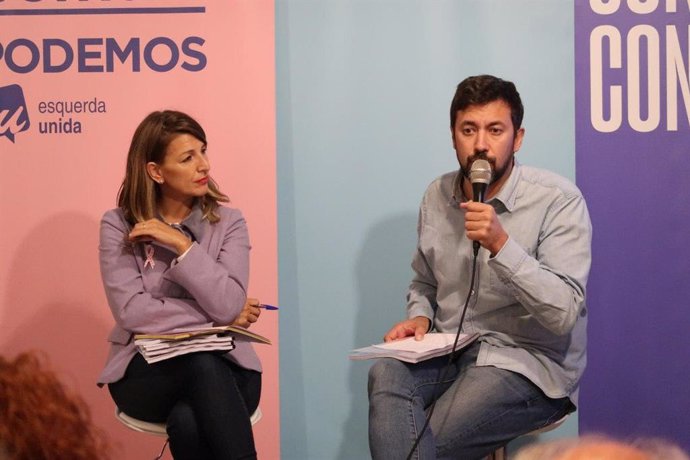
[97, 110, 262, 460]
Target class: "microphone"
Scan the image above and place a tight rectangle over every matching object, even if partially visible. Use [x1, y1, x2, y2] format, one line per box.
[469, 159, 492, 254]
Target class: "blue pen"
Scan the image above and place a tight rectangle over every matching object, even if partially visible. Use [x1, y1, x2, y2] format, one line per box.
[258, 304, 279, 310]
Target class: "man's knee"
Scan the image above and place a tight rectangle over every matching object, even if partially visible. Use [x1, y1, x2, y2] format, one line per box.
[368, 358, 407, 395]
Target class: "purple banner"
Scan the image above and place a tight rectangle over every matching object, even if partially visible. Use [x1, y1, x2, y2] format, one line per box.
[575, 0, 690, 450]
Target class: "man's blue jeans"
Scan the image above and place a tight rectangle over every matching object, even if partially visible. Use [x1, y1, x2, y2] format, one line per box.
[368, 342, 574, 460]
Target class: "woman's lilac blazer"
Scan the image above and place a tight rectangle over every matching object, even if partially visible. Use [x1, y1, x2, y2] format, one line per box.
[97, 205, 261, 386]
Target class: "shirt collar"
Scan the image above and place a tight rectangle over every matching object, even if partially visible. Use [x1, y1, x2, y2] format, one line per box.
[451, 170, 464, 205]
[494, 160, 521, 212]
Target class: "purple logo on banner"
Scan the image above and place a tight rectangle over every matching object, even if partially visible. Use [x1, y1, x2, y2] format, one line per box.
[0, 84, 31, 143]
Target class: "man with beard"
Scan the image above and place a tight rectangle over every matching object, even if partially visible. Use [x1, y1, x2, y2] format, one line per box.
[368, 75, 592, 460]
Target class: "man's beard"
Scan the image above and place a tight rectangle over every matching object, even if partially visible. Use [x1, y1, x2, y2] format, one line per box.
[462, 150, 514, 185]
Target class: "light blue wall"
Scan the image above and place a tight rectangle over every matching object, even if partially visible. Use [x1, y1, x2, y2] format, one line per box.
[276, 2, 576, 458]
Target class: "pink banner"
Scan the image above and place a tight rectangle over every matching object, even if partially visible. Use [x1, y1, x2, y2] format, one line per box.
[0, 1, 278, 458]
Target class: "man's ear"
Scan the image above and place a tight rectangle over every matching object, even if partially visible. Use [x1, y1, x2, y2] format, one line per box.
[513, 127, 525, 153]
[146, 162, 164, 184]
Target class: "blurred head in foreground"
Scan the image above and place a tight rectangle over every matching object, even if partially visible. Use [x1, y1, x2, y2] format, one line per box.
[514, 434, 689, 460]
[0, 351, 110, 460]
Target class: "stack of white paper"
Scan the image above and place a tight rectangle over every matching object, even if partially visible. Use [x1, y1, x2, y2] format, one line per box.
[349, 332, 479, 363]
[135, 334, 235, 364]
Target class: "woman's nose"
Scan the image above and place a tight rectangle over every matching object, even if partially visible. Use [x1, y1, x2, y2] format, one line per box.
[198, 155, 210, 172]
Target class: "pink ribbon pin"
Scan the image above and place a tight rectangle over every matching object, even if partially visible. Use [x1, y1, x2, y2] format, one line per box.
[144, 244, 155, 269]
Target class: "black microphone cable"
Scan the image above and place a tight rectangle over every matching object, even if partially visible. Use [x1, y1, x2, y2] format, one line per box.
[404, 248, 480, 460]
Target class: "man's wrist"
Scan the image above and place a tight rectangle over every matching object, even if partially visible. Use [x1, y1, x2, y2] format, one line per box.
[488, 233, 509, 257]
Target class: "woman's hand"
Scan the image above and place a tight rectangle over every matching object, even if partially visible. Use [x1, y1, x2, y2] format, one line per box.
[128, 219, 192, 255]
[231, 297, 262, 328]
